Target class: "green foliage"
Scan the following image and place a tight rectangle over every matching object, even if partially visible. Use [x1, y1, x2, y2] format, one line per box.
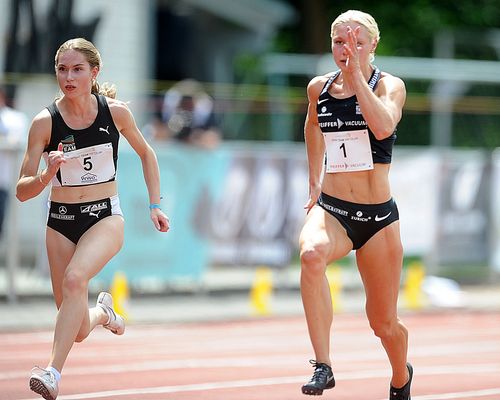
[275, 0, 500, 58]
[262, 0, 500, 147]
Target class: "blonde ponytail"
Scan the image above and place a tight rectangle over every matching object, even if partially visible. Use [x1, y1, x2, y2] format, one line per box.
[92, 80, 117, 99]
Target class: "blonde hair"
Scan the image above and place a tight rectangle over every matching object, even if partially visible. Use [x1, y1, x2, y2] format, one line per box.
[54, 38, 117, 99]
[331, 10, 380, 62]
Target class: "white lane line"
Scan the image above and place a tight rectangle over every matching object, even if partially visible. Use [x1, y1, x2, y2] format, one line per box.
[3, 337, 500, 380]
[387, 388, 500, 399]
[3, 337, 500, 365]
[20, 375, 307, 400]
[16, 366, 500, 400]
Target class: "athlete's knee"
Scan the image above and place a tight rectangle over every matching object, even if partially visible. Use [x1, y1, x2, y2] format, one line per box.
[62, 269, 88, 295]
[300, 243, 328, 275]
[369, 316, 404, 340]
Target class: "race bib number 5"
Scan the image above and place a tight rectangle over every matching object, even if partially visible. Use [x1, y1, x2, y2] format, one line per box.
[60, 143, 115, 186]
[324, 129, 374, 173]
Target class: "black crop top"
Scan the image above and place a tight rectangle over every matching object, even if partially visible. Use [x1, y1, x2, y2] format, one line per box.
[44, 94, 120, 186]
[316, 68, 396, 164]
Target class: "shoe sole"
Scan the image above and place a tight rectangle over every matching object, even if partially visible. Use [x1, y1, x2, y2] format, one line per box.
[301, 387, 334, 395]
[103, 313, 125, 335]
[97, 293, 125, 335]
[302, 380, 335, 395]
[302, 387, 323, 395]
[29, 377, 56, 400]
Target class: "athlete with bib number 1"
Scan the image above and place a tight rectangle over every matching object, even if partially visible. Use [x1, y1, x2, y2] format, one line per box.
[299, 10, 412, 399]
[16, 38, 169, 400]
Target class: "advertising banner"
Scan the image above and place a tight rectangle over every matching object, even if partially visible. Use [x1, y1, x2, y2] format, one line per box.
[433, 151, 491, 265]
[100, 143, 446, 288]
[390, 149, 440, 255]
[11, 143, 494, 289]
[101, 143, 309, 288]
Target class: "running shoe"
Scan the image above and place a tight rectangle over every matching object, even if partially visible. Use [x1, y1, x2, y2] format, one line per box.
[302, 360, 335, 395]
[29, 367, 58, 400]
[96, 292, 125, 335]
[390, 362, 413, 400]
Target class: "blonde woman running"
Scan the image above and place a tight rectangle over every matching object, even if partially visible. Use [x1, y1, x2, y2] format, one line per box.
[299, 10, 412, 399]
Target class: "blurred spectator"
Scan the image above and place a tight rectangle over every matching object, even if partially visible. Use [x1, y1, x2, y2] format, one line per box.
[148, 79, 221, 149]
[0, 86, 28, 238]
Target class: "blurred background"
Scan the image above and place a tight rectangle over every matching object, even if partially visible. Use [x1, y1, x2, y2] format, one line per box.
[0, 0, 499, 312]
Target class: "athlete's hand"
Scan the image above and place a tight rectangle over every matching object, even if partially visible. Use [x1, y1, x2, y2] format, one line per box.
[343, 26, 362, 75]
[304, 183, 321, 214]
[150, 208, 170, 232]
[46, 142, 66, 176]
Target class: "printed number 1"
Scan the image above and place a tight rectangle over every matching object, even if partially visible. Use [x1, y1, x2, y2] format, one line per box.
[83, 156, 93, 171]
[339, 143, 347, 158]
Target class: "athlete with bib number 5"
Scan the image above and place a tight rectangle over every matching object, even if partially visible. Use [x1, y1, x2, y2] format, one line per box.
[16, 38, 169, 400]
[299, 10, 412, 399]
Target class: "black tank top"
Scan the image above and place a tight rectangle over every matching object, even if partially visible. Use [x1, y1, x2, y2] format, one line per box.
[316, 68, 396, 164]
[44, 94, 120, 186]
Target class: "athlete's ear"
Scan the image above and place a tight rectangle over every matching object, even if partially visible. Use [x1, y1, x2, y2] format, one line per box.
[91, 66, 99, 81]
[58, 142, 63, 152]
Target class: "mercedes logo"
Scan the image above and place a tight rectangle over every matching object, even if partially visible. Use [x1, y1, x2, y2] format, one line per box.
[59, 206, 67, 215]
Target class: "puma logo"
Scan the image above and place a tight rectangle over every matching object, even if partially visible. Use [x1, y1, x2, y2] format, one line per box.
[99, 126, 110, 135]
[89, 211, 101, 218]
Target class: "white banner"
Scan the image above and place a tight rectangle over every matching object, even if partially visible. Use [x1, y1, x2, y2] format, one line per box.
[390, 149, 440, 255]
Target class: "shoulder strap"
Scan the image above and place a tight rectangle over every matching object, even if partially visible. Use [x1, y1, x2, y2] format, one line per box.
[367, 67, 381, 91]
[44, 101, 68, 151]
[96, 94, 114, 121]
[46, 101, 61, 121]
[320, 71, 341, 96]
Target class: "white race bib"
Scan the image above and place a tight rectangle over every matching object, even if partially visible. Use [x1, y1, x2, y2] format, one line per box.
[60, 143, 115, 186]
[324, 129, 374, 173]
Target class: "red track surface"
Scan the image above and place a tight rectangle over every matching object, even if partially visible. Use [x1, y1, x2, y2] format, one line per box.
[2, 311, 500, 400]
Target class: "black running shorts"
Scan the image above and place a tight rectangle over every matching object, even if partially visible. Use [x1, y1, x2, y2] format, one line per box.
[317, 192, 399, 250]
[47, 195, 123, 244]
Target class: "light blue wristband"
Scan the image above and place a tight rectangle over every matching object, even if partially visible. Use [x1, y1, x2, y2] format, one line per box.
[149, 203, 161, 210]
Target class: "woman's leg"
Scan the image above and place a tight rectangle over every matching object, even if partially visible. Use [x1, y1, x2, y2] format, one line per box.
[355, 221, 409, 388]
[299, 206, 352, 365]
[46, 215, 124, 372]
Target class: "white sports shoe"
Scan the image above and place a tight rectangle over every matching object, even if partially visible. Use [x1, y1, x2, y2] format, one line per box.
[96, 292, 125, 335]
[29, 367, 58, 400]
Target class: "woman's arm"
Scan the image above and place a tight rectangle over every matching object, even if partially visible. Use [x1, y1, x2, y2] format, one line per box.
[352, 73, 406, 139]
[343, 26, 406, 139]
[110, 99, 169, 232]
[304, 76, 327, 212]
[16, 110, 61, 202]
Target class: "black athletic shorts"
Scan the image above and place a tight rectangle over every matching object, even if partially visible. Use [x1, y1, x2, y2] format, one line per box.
[47, 195, 123, 244]
[317, 192, 399, 250]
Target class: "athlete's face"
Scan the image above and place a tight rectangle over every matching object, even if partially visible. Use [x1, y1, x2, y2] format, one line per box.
[331, 22, 375, 70]
[56, 49, 98, 97]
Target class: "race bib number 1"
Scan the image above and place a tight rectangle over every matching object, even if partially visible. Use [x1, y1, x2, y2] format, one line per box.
[324, 129, 374, 173]
[60, 143, 115, 186]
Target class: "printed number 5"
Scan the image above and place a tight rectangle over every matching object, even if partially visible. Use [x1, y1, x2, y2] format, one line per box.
[83, 156, 93, 171]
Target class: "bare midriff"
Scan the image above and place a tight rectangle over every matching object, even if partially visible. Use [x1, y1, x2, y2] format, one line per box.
[321, 163, 392, 204]
[49, 181, 117, 203]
